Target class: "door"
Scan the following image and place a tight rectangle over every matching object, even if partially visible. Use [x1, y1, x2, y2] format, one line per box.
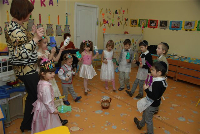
[75, 3, 98, 48]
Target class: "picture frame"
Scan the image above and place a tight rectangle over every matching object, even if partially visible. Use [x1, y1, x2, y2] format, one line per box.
[130, 19, 138, 27]
[182, 21, 197, 31]
[27, 19, 34, 32]
[169, 21, 182, 30]
[138, 19, 148, 28]
[159, 20, 168, 29]
[0, 26, 2, 35]
[148, 19, 158, 28]
[197, 20, 200, 31]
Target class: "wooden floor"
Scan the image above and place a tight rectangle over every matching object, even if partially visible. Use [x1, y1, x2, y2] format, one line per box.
[5, 67, 200, 134]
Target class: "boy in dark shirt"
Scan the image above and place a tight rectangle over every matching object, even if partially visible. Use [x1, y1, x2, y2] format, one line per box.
[126, 40, 152, 99]
[134, 61, 168, 134]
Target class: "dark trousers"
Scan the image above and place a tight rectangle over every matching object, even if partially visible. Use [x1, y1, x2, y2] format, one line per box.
[17, 72, 39, 130]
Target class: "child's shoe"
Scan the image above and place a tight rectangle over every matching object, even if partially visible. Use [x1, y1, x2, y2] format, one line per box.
[135, 94, 143, 99]
[63, 100, 70, 105]
[125, 90, 133, 97]
[118, 87, 124, 91]
[75, 96, 82, 102]
[134, 117, 142, 130]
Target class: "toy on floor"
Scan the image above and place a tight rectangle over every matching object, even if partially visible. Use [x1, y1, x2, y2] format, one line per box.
[101, 96, 112, 109]
[57, 105, 71, 113]
[54, 95, 65, 101]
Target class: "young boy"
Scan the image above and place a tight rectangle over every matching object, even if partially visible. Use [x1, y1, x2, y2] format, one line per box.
[134, 61, 168, 134]
[126, 40, 152, 99]
[118, 39, 134, 91]
[156, 42, 169, 73]
[58, 54, 82, 105]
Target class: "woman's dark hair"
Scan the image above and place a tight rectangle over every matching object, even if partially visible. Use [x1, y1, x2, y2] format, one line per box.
[123, 39, 131, 46]
[79, 40, 93, 54]
[10, 0, 34, 21]
[139, 40, 148, 47]
[153, 61, 167, 76]
[64, 33, 71, 40]
[38, 58, 56, 80]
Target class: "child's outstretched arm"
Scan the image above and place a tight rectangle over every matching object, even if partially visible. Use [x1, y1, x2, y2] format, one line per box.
[92, 51, 99, 60]
[42, 85, 57, 114]
[52, 45, 65, 62]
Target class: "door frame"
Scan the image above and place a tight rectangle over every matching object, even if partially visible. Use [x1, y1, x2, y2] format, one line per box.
[74, 2, 99, 48]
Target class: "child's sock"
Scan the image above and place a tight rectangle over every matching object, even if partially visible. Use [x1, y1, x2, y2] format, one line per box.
[105, 81, 108, 90]
[112, 80, 116, 90]
[84, 78, 88, 92]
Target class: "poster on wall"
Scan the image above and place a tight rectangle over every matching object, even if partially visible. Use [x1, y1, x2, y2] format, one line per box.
[148, 19, 158, 28]
[182, 21, 197, 31]
[197, 20, 200, 31]
[27, 19, 34, 32]
[159, 20, 168, 29]
[130, 19, 138, 27]
[46, 24, 54, 36]
[169, 21, 182, 30]
[138, 19, 148, 28]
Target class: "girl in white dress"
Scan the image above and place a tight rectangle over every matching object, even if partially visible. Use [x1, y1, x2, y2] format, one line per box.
[37, 37, 65, 108]
[100, 40, 116, 91]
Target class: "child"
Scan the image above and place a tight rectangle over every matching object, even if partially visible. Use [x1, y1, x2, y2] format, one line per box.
[156, 42, 169, 72]
[126, 40, 152, 99]
[134, 61, 168, 134]
[100, 40, 116, 91]
[118, 39, 134, 91]
[58, 53, 82, 105]
[78, 40, 99, 95]
[37, 37, 64, 108]
[31, 59, 62, 134]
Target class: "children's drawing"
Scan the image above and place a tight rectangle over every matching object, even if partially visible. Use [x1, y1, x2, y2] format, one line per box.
[138, 19, 148, 28]
[159, 20, 168, 29]
[130, 19, 138, 27]
[197, 20, 200, 31]
[183, 21, 197, 31]
[56, 25, 62, 36]
[46, 24, 54, 36]
[27, 19, 34, 32]
[148, 19, 158, 28]
[169, 21, 182, 30]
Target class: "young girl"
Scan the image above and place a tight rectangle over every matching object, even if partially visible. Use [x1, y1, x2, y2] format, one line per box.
[37, 37, 64, 107]
[100, 40, 116, 91]
[78, 40, 99, 95]
[31, 59, 61, 134]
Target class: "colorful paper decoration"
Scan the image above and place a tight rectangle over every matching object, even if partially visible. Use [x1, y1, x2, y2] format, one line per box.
[27, 19, 34, 32]
[58, 105, 71, 113]
[64, 25, 70, 33]
[3, 0, 9, 5]
[6, 11, 9, 22]
[103, 27, 106, 33]
[102, 13, 105, 18]
[159, 20, 168, 29]
[56, 25, 62, 36]
[115, 10, 118, 14]
[57, 0, 59, 6]
[197, 20, 200, 31]
[100, 8, 103, 14]
[66, 13, 68, 25]
[46, 24, 54, 36]
[148, 19, 158, 28]
[182, 21, 197, 31]
[48, 14, 50, 24]
[169, 21, 182, 31]
[0, 27, 2, 35]
[49, 0, 53, 6]
[123, 10, 125, 14]
[49, 36, 57, 47]
[145, 75, 153, 87]
[41, 0, 46, 7]
[30, 0, 35, 5]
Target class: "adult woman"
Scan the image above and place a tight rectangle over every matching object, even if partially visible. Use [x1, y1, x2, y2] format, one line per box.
[5, 0, 44, 132]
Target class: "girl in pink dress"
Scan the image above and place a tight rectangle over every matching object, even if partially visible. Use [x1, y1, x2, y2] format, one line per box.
[31, 58, 62, 134]
[78, 40, 99, 95]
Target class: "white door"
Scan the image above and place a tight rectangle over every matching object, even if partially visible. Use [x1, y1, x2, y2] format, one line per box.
[75, 3, 98, 48]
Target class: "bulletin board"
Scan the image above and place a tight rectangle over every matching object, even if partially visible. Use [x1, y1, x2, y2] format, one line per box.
[103, 34, 143, 60]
